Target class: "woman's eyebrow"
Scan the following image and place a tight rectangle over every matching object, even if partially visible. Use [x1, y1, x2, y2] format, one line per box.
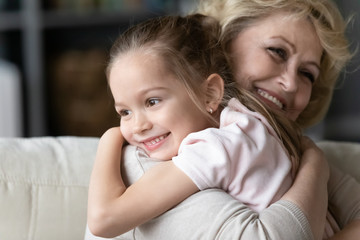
[304, 61, 321, 72]
[270, 36, 296, 51]
[272, 36, 321, 70]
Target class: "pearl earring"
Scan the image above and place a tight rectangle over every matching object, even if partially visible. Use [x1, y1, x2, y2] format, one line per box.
[208, 108, 213, 114]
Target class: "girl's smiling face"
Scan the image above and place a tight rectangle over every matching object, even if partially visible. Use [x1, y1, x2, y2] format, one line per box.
[230, 11, 323, 121]
[109, 52, 212, 160]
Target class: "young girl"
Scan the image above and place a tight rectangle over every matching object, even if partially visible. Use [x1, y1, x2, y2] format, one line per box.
[87, 14, 304, 238]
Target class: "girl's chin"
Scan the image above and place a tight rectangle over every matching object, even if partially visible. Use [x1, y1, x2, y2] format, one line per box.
[149, 151, 176, 161]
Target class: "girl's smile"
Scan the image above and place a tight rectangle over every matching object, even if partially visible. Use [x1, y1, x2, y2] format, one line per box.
[109, 52, 213, 160]
[141, 133, 170, 152]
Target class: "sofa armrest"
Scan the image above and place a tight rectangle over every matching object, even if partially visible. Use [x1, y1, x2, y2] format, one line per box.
[0, 137, 99, 240]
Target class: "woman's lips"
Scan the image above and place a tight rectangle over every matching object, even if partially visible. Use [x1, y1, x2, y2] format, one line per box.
[256, 88, 284, 109]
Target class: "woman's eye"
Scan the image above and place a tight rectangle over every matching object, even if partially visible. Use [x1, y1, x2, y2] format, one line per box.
[146, 98, 160, 107]
[268, 47, 287, 60]
[301, 71, 315, 83]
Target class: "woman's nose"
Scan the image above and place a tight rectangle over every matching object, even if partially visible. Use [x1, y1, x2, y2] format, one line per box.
[132, 112, 152, 134]
[279, 70, 298, 93]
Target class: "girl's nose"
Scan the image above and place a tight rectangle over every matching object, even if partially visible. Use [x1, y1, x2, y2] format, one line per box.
[132, 112, 152, 134]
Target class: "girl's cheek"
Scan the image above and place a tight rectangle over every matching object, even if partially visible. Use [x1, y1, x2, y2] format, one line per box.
[120, 126, 131, 143]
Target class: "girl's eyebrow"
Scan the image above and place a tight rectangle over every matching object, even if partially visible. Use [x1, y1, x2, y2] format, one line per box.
[114, 86, 169, 107]
[114, 102, 124, 108]
[135, 86, 169, 97]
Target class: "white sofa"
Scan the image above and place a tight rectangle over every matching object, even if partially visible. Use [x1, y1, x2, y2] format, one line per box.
[0, 137, 98, 240]
[0, 137, 359, 240]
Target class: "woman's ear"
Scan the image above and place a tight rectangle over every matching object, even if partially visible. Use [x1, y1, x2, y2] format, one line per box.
[204, 73, 224, 113]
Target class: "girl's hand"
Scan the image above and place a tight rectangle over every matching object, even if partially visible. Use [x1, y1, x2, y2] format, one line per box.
[281, 136, 329, 240]
[87, 127, 127, 236]
[98, 127, 125, 153]
[300, 136, 330, 180]
[328, 219, 360, 240]
[89, 127, 198, 237]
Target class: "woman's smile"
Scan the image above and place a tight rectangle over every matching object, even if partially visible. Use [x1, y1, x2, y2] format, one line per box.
[256, 88, 284, 110]
[230, 10, 322, 121]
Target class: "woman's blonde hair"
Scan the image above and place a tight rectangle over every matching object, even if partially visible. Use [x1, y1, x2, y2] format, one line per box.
[107, 14, 302, 173]
[197, 0, 353, 128]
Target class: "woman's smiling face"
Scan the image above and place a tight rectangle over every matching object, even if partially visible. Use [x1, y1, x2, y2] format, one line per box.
[230, 11, 323, 121]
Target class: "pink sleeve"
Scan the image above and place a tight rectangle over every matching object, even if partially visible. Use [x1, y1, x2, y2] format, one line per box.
[173, 121, 293, 212]
[172, 128, 232, 191]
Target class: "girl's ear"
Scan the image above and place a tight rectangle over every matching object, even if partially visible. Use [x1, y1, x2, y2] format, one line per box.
[204, 73, 224, 113]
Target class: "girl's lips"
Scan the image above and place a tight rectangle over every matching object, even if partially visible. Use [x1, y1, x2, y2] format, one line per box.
[142, 133, 169, 151]
[256, 88, 284, 109]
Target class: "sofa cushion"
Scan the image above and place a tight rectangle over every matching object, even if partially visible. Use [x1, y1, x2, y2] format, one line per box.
[0, 137, 98, 240]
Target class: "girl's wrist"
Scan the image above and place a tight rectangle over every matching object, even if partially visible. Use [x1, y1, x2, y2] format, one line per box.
[100, 127, 124, 146]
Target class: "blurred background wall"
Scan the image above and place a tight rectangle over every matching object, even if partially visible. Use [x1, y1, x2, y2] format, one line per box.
[0, 0, 359, 141]
[320, 0, 360, 142]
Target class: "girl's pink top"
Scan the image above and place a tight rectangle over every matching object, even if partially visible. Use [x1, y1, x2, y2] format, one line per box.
[173, 98, 293, 212]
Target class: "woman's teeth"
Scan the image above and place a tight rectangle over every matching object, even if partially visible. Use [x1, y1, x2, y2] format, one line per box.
[257, 89, 283, 109]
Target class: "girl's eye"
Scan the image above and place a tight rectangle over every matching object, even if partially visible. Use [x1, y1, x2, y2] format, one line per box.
[118, 109, 131, 117]
[301, 71, 315, 84]
[146, 98, 160, 107]
[268, 47, 287, 60]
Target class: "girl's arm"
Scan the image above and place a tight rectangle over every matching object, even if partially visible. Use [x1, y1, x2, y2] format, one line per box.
[87, 127, 198, 238]
[328, 220, 360, 240]
[327, 163, 360, 239]
[86, 136, 331, 240]
[87, 127, 126, 236]
[281, 136, 329, 240]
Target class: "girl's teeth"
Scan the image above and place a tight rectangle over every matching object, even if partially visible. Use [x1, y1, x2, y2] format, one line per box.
[146, 135, 165, 146]
[257, 89, 283, 109]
